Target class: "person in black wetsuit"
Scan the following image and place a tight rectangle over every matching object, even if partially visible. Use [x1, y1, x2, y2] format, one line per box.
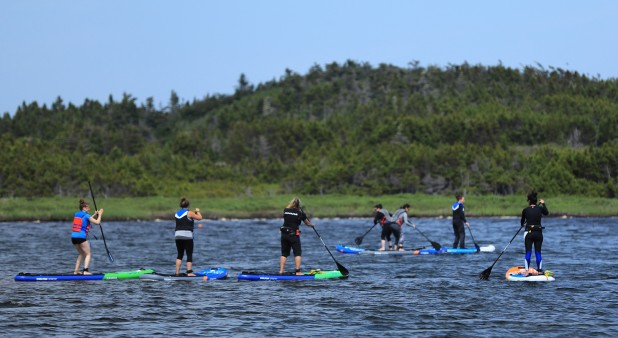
[451, 194, 470, 248]
[521, 192, 549, 276]
[279, 197, 315, 275]
[373, 204, 393, 251]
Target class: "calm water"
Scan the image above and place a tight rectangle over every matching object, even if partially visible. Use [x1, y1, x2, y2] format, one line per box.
[1, 217, 617, 337]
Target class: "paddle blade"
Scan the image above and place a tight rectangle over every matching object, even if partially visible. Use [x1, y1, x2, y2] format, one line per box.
[107, 252, 114, 263]
[354, 236, 363, 245]
[474, 244, 481, 252]
[431, 241, 442, 250]
[336, 262, 350, 277]
[479, 267, 492, 280]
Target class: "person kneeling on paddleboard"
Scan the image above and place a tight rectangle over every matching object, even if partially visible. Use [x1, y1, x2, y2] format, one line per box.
[521, 192, 549, 276]
[280, 197, 315, 275]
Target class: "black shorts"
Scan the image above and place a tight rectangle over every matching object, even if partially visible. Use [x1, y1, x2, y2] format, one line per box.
[71, 238, 87, 245]
[281, 234, 302, 257]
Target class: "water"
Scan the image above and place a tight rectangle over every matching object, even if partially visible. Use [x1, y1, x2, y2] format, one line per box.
[1, 217, 617, 337]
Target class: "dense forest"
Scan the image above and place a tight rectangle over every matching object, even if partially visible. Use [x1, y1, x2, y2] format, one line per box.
[1, 61, 617, 198]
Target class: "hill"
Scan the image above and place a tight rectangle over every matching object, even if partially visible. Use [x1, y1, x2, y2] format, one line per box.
[1, 61, 616, 198]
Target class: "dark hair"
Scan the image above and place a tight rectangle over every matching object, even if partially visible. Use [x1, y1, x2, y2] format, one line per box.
[527, 192, 538, 205]
[455, 194, 462, 201]
[374, 204, 382, 209]
[79, 199, 89, 210]
[180, 197, 190, 208]
[402, 203, 410, 209]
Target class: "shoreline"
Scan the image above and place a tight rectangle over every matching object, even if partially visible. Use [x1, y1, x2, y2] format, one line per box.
[9, 213, 618, 223]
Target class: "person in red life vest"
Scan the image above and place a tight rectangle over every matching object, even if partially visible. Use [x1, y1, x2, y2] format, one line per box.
[71, 199, 103, 275]
[175, 197, 203, 276]
[279, 197, 315, 275]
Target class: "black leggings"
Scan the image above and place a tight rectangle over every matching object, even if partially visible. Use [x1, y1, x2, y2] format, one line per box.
[452, 221, 466, 248]
[176, 239, 194, 262]
[389, 223, 402, 247]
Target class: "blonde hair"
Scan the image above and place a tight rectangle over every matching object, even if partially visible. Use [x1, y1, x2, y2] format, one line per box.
[286, 197, 301, 209]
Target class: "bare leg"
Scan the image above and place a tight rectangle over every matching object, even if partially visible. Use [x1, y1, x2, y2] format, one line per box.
[73, 244, 83, 274]
[175, 259, 182, 275]
[379, 240, 386, 251]
[279, 256, 287, 273]
[294, 256, 302, 275]
[81, 242, 92, 275]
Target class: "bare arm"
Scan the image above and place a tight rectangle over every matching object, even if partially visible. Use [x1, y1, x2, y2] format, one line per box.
[188, 208, 203, 220]
[89, 209, 103, 225]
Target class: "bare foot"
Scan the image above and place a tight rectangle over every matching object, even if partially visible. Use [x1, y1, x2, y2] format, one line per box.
[295, 271, 304, 276]
[82, 271, 92, 275]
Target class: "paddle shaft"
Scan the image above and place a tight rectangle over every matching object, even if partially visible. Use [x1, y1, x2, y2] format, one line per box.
[467, 225, 480, 250]
[301, 208, 349, 276]
[355, 223, 377, 244]
[409, 225, 442, 250]
[88, 181, 114, 263]
[485, 225, 524, 271]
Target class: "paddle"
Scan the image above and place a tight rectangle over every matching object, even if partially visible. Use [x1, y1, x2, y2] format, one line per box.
[479, 224, 524, 280]
[88, 181, 114, 263]
[408, 225, 442, 250]
[354, 223, 377, 245]
[467, 224, 481, 252]
[301, 208, 349, 276]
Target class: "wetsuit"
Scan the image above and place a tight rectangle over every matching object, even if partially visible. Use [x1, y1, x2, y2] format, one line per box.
[71, 210, 91, 245]
[280, 208, 306, 257]
[521, 203, 549, 271]
[175, 208, 195, 263]
[374, 208, 393, 245]
[451, 201, 467, 248]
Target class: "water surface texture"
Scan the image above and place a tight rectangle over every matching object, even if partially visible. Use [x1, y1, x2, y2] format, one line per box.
[1, 217, 617, 336]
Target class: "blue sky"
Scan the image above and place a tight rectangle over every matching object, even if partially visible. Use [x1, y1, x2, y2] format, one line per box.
[1, 0, 617, 115]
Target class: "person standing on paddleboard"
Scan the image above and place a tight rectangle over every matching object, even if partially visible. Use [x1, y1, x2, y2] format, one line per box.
[175, 197, 202, 276]
[280, 197, 315, 275]
[391, 203, 416, 251]
[521, 192, 549, 276]
[374, 204, 393, 251]
[451, 194, 470, 249]
[71, 199, 103, 275]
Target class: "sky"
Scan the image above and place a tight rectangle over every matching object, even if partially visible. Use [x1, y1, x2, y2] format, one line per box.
[1, 0, 617, 115]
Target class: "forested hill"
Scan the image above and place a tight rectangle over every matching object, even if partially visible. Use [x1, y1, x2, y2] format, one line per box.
[1, 61, 617, 198]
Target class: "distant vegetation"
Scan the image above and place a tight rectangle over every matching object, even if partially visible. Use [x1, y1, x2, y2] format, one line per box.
[1, 61, 617, 198]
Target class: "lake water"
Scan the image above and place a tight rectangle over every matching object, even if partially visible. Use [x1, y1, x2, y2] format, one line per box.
[1, 217, 617, 337]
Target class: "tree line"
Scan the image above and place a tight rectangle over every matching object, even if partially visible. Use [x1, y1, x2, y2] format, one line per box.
[1, 61, 617, 198]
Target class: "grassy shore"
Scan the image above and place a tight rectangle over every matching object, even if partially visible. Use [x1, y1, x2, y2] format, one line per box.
[1, 194, 617, 222]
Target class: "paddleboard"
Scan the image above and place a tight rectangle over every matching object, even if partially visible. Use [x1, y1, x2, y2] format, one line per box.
[139, 268, 227, 281]
[139, 267, 228, 281]
[14, 268, 154, 282]
[237, 269, 346, 281]
[414, 245, 496, 255]
[505, 266, 555, 282]
[336, 245, 417, 255]
[336, 245, 495, 255]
